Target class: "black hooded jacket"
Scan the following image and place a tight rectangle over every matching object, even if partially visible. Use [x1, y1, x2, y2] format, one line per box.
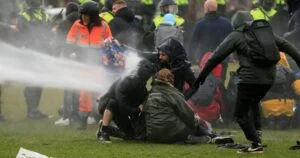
[196, 25, 300, 85]
[98, 59, 156, 116]
[158, 38, 195, 92]
[109, 7, 143, 47]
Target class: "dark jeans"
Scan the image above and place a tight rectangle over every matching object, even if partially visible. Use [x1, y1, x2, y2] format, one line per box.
[234, 83, 272, 143]
[24, 86, 42, 114]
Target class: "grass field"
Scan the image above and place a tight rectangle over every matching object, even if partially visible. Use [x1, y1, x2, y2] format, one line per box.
[0, 81, 300, 157]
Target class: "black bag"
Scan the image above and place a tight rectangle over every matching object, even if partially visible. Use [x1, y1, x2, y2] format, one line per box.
[243, 20, 280, 66]
[191, 75, 222, 106]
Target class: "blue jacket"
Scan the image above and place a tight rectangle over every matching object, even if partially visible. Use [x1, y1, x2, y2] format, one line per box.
[188, 12, 233, 63]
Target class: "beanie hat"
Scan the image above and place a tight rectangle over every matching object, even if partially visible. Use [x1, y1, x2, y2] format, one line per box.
[162, 13, 176, 25]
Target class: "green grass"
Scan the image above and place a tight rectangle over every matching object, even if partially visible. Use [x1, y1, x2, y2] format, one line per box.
[1, 84, 300, 158]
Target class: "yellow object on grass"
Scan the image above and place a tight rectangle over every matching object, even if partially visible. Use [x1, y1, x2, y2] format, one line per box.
[261, 99, 295, 118]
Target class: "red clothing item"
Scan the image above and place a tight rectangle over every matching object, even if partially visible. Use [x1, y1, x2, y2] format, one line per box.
[187, 88, 224, 122]
[186, 51, 224, 122]
[199, 51, 222, 78]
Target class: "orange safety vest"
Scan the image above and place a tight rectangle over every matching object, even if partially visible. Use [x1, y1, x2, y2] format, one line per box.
[66, 20, 112, 112]
[66, 20, 112, 48]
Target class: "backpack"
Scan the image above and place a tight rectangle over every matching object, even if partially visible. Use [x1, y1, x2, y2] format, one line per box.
[154, 24, 184, 48]
[243, 19, 280, 66]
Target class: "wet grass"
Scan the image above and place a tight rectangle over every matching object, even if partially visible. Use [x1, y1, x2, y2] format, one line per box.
[0, 82, 299, 158]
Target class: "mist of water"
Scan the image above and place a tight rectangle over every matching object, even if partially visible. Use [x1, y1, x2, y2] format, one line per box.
[0, 42, 141, 92]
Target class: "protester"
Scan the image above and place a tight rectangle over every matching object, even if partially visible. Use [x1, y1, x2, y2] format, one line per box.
[188, 0, 232, 64]
[193, 11, 300, 153]
[154, 13, 183, 48]
[96, 59, 156, 143]
[144, 68, 233, 144]
[157, 38, 195, 93]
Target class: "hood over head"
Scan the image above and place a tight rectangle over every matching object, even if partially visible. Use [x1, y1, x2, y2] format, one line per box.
[231, 11, 253, 29]
[157, 38, 190, 70]
[136, 59, 156, 80]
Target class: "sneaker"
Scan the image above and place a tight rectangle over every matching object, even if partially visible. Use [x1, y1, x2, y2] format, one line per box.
[212, 136, 234, 144]
[237, 143, 264, 154]
[99, 132, 112, 144]
[28, 111, 48, 120]
[87, 116, 96, 125]
[54, 118, 70, 126]
[96, 120, 103, 140]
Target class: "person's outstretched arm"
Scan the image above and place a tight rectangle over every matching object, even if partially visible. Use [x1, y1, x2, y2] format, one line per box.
[275, 35, 300, 68]
[194, 32, 240, 88]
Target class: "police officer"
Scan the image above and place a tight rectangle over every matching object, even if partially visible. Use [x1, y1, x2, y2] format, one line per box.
[17, 0, 50, 120]
[250, 0, 277, 21]
[142, 0, 184, 51]
[99, 0, 115, 23]
[152, 0, 184, 29]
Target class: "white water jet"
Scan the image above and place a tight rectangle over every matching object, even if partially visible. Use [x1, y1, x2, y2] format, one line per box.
[0, 42, 141, 92]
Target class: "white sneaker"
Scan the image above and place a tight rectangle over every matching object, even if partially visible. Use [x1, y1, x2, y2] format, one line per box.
[54, 118, 70, 126]
[87, 116, 97, 125]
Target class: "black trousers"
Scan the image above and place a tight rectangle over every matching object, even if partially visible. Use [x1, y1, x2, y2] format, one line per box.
[105, 99, 135, 137]
[234, 83, 272, 143]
